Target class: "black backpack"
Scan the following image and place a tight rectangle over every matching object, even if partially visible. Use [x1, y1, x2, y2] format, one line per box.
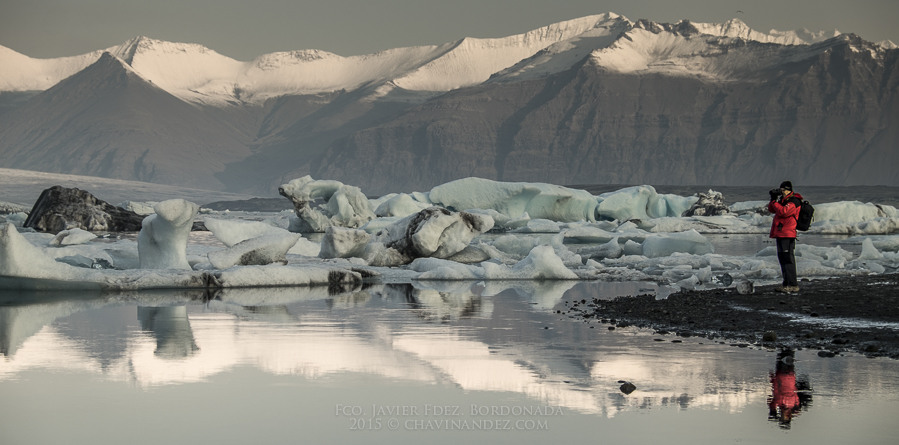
[795, 199, 815, 231]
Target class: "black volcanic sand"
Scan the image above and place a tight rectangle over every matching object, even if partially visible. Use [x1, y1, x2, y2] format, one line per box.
[562, 275, 899, 359]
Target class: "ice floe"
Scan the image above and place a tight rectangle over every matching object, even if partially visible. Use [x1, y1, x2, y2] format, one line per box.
[2, 177, 898, 291]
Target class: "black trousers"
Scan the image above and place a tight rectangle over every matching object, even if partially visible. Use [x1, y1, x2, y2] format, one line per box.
[775, 237, 797, 286]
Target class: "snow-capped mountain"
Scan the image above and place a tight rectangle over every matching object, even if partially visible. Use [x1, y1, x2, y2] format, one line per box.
[0, 14, 849, 103]
[0, 13, 896, 194]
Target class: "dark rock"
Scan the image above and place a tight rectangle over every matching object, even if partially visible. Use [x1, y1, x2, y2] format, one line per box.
[24, 186, 145, 233]
[817, 351, 836, 358]
[861, 342, 881, 353]
[619, 382, 637, 395]
[717, 273, 734, 286]
[762, 331, 778, 342]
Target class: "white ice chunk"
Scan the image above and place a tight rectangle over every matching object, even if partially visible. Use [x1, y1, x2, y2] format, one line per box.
[412, 258, 483, 280]
[1, 223, 75, 278]
[374, 207, 494, 260]
[641, 230, 714, 258]
[814, 201, 899, 224]
[410, 244, 577, 280]
[288, 238, 322, 257]
[207, 233, 302, 269]
[48, 228, 97, 246]
[510, 218, 561, 233]
[561, 226, 618, 244]
[597, 185, 698, 221]
[492, 235, 541, 257]
[369, 193, 397, 210]
[509, 244, 579, 279]
[623, 240, 643, 256]
[319, 226, 371, 259]
[374, 193, 432, 217]
[357, 217, 401, 234]
[322, 185, 377, 228]
[429, 177, 597, 222]
[279, 176, 375, 231]
[138, 199, 199, 270]
[858, 238, 884, 260]
[205, 218, 287, 246]
[278, 176, 345, 202]
[4, 212, 28, 227]
[578, 237, 623, 260]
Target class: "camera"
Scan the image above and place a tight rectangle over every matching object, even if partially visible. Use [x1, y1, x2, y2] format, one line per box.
[769, 188, 783, 200]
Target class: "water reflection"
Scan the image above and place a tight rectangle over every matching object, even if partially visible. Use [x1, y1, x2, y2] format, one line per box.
[0, 281, 896, 429]
[768, 349, 813, 429]
[137, 306, 199, 359]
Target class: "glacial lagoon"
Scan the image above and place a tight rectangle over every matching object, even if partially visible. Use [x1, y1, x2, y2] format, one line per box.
[1, 280, 897, 445]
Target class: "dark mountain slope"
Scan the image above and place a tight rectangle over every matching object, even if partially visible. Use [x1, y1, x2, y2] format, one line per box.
[315, 36, 898, 195]
[0, 53, 252, 190]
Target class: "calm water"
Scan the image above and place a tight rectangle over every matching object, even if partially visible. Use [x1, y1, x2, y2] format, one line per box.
[1, 282, 897, 445]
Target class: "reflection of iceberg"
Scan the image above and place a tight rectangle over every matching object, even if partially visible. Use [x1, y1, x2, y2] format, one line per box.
[375, 283, 492, 320]
[210, 284, 356, 307]
[481, 280, 577, 309]
[137, 306, 199, 359]
[1, 285, 855, 418]
[0, 300, 85, 356]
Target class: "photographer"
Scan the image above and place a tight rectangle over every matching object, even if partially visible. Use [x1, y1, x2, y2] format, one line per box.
[768, 181, 804, 292]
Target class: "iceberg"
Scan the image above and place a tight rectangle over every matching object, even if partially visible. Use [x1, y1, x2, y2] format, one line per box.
[207, 233, 302, 269]
[319, 227, 371, 259]
[374, 193, 432, 218]
[596, 185, 698, 221]
[138, 199, 198, 270]
[814, 201, 898, 224]
[279, 176, 375, 232]
[429, 177, 598, 223]
[205, 218, 288, 246]
[48, 228, 97, 246]
[368, 207, 495, 266]
[641, 230, 714, 258]
[411, 244, 578, 281]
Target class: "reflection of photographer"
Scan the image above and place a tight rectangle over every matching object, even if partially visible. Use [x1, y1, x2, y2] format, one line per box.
[767, 349, 813, 429]
[768, 181, 803, 292]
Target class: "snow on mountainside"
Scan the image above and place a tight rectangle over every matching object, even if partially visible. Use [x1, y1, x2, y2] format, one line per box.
[106, 37, 245, 104]
[585, 20, 858, 80]
[690, 18, 840, 45]
[390, 14, 623, 91]
[0, 13, 864, 105]
[0, 46, 104, 91]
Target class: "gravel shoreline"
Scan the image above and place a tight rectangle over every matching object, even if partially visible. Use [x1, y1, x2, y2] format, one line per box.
[563, 274, 899, 359]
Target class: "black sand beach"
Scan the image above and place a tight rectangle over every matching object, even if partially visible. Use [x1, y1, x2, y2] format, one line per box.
[564, 274, 899, 358]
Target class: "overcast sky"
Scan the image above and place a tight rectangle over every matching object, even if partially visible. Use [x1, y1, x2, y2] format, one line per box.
[1, 0, 896, 60]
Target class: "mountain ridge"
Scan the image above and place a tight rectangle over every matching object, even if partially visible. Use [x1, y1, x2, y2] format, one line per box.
[0, 13, 895, 194]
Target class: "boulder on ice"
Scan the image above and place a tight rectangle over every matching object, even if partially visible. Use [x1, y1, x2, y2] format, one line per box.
[24, 186, 145, 233]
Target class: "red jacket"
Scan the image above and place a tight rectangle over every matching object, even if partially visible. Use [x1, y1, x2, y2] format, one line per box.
[769, 192, 803, 238]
